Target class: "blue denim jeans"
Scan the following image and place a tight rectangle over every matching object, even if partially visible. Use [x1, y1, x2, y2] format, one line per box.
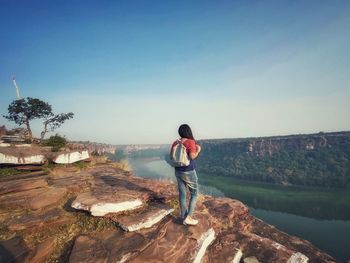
[175, 169, 199, 219]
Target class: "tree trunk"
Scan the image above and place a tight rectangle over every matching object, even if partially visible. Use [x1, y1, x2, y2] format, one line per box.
[25, 119, 33, 141]
[41, 121, 48, 140]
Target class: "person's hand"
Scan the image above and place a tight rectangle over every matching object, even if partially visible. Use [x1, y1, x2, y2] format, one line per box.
[196, 144, 201, 153]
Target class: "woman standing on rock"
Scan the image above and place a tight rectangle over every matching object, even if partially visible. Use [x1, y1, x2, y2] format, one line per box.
[170, 124, 201, 226]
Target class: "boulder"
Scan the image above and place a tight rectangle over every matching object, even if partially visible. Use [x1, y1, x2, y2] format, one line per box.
[53, 150, 89, 164]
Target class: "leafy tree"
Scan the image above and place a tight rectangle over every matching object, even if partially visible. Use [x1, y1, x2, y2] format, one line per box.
[3, 97, 73, 140]
[41, 112, 74, 140]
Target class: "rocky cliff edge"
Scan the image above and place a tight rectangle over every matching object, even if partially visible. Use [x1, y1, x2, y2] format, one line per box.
[0, 163, 335, 263]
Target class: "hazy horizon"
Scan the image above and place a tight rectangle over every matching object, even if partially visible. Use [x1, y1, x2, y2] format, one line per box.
[1, 1, 349, 144]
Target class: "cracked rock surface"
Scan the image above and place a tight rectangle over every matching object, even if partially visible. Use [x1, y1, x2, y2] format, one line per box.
[0, 163, 336, 263]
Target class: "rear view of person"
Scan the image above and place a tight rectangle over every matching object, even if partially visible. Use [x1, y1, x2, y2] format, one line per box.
[170, 124, 201, 226]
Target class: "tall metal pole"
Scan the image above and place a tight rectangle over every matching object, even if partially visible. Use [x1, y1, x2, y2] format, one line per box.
[12, 76, 21, 99]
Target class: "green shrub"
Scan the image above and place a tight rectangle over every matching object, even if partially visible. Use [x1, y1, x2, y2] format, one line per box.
[0, 168, 20, 178]
[73, 161, 89, 170]
[42, 134, 67, 152]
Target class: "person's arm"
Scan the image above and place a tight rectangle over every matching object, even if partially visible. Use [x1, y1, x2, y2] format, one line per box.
[189, 142, 201, 160]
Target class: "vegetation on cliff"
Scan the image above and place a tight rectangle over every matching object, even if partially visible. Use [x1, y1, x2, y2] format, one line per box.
[197, 132, 350, 188]
[2, 97, 73, 140]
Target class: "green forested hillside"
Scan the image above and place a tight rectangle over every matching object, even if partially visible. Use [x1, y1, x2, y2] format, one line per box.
[197, 132, 350, 188]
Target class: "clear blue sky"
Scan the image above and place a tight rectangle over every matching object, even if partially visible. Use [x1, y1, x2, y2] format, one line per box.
[0, 0, 349, 144]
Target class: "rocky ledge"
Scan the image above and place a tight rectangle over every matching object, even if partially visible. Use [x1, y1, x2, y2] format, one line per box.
[0, 145, 89, 165]
[0, 163, 335, 263]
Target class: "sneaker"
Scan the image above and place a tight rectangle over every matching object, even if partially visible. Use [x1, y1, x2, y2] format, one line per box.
[183, 216, 198, 226]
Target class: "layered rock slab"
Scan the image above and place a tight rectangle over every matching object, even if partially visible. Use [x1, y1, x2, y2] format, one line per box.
[0, 187, 67, 211]
[0, 146, 47, 165]
[129, 214, 215, 263]
[49, 173, 92, 194]
[108, 203, 174, 232]
[69, 228, 160, 263]
[53, 150, 89, 164]
[202, 197, 250, 229]
[202, 231, 242, 263]
[0, 177, 48, 195]
[71, 190, 145, 216]
[249, 217, 336, 263]
[6, 207, 74, 231]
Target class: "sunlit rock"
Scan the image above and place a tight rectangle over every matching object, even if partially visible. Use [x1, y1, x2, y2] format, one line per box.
[113, 203, 174, 231]
[0, 152, 46, 164]
[71, 191, 144, 216]
[53, 150, 89, 164]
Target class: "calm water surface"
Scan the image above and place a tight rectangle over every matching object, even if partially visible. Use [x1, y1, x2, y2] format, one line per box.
[128, 158, 350, 262]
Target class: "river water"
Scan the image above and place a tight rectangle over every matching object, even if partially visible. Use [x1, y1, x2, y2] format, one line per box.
[128, 157, 350, 262]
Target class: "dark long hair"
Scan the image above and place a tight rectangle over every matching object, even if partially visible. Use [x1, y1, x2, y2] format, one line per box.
[178, 124, 195, 140]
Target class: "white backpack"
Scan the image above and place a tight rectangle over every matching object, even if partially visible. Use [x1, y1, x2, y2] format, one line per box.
[170, 139, 190, 167]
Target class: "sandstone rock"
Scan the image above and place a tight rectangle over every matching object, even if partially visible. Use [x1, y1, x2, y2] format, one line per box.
[71, 191, 144, 216]
[0, 177, 48, 195]
[53, 150, 89, 164]
[235, 231, 305, 263]
[69, 229, 156, 263]
[203, 197, 250, 228]
[112, 203, 174, 232]
[7, 208, 74, 231]
[0, 187, 67, 211]
[0, 163, 337, 263]
[287, 252, 309, 263]
[0, 145, 48, 165]
[29, 187, 67, 210]
[50, 175, 91, 193]
[0, 171, 47, 182]
[249, 217, 335, 262]
[0, 236, 30, 263]
[26, 237, 56, 263]
[202, 231, 242, 263]
[0, 152, 46, 165]
[130, 214, 215, 263]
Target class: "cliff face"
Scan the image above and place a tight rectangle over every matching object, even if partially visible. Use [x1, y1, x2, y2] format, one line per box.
[200, 131, 349, 157]
[0, 163, 335, 262]
[198, 131, 350, 187]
